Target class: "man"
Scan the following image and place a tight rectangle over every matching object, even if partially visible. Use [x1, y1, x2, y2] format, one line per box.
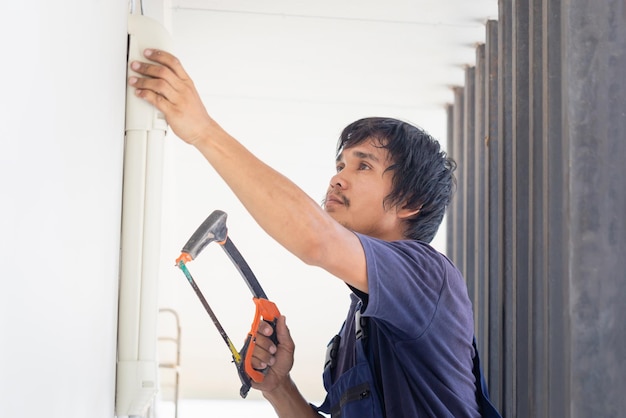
[129, 49, 486, 417]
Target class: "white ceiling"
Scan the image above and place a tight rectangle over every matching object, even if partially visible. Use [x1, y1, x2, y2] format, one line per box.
[171, 0, 499, 111]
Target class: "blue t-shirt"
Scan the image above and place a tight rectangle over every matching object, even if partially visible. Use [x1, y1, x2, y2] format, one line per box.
[329, 234, 481, 417]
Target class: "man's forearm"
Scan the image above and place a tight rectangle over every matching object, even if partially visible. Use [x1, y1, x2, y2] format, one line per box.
[263, 376, 324, 418]
[192, 122, 333, 265]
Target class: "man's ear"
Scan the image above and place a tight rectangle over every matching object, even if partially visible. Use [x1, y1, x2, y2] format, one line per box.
[397, 204, 422, 219]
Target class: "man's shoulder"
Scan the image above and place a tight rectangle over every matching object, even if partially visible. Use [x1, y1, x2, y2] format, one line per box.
[356, 233, 447, 267]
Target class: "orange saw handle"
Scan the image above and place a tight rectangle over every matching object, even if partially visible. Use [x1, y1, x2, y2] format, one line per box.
[239, 297, 281, 383]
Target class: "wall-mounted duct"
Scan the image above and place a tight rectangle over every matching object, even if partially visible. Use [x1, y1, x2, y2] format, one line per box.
[116, 13, 172, 417]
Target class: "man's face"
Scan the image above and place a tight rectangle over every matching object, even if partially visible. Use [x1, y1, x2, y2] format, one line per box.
[324, 139, 403, 240]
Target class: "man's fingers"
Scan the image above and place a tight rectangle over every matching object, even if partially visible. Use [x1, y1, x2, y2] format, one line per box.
[251, 351, 275, 369]
[130, 60, 178, 91]
[129, 60, 162, 78]
[129, 73, 176, 102]
[251, 335, 276, 369]
[253, 333, 277, 355]
[143, 49, 191, 81]
[275, 316, 294, 351]
[128, 49, 213, 145]
[132, 86, 174, 115]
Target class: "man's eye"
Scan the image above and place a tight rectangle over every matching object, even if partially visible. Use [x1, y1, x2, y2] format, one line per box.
[359, 163, 371, 170]
[336, 165, 344, 173]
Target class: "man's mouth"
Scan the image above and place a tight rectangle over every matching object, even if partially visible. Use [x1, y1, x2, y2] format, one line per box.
[325, 193, 349, 207]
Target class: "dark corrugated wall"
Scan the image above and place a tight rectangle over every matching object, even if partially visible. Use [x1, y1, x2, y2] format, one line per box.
[446, 1, 626, 416]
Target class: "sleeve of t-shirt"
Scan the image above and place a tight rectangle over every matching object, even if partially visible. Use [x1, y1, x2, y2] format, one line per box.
[356, 233, 447, 340]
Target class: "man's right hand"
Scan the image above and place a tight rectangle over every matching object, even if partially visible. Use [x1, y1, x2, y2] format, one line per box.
[128, 49, 215, 147]
[250, 315, 295, 393]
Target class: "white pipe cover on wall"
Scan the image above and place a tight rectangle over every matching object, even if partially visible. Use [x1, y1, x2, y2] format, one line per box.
[116, 13, 172, 417]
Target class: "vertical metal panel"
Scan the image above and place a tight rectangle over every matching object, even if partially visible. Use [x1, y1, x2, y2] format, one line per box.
[473, 44, 488, 372]
[485, 19, 503, 411]
[565, 0, 626, 416]
[542, 1, 570, 416]
[512, 1, 531, 416]
[463, 66, 477, 298]
[452, 86, 466, 271]
[498, 0, 515, 414]
[529, 0, 548, 416]
[446, 103, 455, 259]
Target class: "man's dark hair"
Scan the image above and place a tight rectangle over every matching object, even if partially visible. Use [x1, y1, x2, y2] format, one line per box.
[337, 117, 456, 243]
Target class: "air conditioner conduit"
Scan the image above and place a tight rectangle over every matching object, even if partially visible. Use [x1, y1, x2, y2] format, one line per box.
[115, 11, 172, 418]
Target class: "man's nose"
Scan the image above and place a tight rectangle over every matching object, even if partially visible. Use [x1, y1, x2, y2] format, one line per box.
[329, 172, 347, 189]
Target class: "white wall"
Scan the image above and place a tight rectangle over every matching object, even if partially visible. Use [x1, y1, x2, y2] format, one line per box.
[0, 1, 127, 417]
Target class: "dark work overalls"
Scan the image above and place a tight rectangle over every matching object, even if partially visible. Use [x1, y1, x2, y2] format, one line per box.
[315, 304, 502, 418]
[315, 305, 384, 417]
